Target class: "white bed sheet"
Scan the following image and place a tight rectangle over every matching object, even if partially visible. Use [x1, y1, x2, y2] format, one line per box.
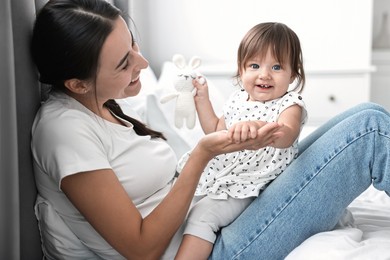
[286, 185, 390, 259]
[128, 63, 390, 259]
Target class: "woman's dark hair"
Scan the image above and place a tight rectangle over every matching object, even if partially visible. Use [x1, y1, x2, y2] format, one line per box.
[31, 0, 165, 140]
[236, 22, 305, 93]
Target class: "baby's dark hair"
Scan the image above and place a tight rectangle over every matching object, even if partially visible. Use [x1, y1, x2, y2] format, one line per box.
[236, 22, 305, 93]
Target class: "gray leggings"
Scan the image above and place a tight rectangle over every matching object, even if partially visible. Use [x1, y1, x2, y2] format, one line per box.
[184, 196, 254, 243]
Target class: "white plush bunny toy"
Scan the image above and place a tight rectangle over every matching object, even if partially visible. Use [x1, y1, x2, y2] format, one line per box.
[160, 54, 204, 129]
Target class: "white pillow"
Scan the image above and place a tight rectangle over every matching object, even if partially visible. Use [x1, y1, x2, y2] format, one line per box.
[156, 62, 229, 150]
[120, 65, 192, 159]
[122, 62, 231, 159]
[35, 195, 97, 259]
[122, 65, 158, 121]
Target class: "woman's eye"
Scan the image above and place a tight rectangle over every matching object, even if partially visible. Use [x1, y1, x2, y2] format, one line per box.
[122, 60, 129, 70]
[249, 64, 260, 69]
[272, 64, 281, 70]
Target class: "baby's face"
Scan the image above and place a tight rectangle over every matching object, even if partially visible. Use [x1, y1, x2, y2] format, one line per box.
[241, 49, 294, 102]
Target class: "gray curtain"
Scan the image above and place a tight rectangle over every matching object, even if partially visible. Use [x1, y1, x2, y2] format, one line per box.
[0, 0, 130, 259]
[0, 0, 42, 259]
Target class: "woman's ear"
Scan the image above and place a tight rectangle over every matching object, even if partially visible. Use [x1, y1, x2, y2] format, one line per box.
[64, 78, 89, 94]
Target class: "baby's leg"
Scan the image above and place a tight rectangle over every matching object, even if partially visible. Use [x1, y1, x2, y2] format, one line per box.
[175, 196, 253, 260]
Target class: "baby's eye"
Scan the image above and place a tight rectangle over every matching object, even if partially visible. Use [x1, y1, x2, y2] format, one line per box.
[272, 64, 281, 71]
[249, 64, 260, 69]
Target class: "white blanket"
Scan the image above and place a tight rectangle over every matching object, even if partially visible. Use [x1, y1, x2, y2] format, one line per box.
[286, 185, 390, 259]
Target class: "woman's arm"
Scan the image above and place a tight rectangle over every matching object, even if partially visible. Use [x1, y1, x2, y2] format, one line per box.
[193, 78, 226, 134]
[61, 124, 283, 259]
[61, 149, 210, 259]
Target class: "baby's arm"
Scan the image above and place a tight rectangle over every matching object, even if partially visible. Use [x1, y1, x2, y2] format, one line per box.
[228, 120, 284, 148]
[272, 104, 303, 148]
[193, 78, 226, 134]
[227, 120, 269, 142]
[228, 104, 302, 147]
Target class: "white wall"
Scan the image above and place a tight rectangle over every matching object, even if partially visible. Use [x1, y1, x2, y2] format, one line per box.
[131, 0, 373, 76]
[373, 0, 390, 44]
[371, 0, 390, 110]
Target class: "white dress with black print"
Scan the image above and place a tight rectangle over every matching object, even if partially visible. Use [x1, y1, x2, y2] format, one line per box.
[178, 89, 307, 200]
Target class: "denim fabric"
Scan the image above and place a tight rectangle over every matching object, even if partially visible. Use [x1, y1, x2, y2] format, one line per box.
[211, 102, 390, 259]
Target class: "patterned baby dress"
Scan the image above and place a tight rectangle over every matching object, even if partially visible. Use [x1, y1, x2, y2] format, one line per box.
[178, 89, 307, 200]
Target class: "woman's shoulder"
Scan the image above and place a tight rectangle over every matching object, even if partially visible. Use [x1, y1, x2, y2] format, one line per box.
[32, 92, 100, 139]
[39, 92, 95, 120]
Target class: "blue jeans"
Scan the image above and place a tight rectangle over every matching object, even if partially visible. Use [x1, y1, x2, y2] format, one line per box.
[211, 102, 390, 259]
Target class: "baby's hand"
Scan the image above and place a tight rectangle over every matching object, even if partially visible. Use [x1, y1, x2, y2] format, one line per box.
[199, 122, 284, 157]
[197, 77, 206, 85]
[228, 121, 263, 143]
[193, 76, 209, 101]
[228, 121, 284, 146]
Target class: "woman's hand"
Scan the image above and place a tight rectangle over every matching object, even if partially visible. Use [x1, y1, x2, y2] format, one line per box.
[197, 121, 284, 158]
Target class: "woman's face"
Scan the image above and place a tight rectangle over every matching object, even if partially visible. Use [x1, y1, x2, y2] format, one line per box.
[94, 16, 148, 102]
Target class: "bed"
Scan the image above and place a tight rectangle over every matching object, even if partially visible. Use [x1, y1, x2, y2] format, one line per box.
[123, 62, 390, 259]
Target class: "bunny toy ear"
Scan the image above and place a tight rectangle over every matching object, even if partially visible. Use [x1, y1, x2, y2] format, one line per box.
[189, 56, 201, 70]
[172, 54, 187, 69]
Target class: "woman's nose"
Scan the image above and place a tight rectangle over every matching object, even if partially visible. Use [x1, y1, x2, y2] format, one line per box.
[136, 52, 149, 70]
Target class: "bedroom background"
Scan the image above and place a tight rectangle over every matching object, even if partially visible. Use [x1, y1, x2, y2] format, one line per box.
[0, 0, 389, 259]
[129, 0, 390, 127]
[126, 3, 390, 257]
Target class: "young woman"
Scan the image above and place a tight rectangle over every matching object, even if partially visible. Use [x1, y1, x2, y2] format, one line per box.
[31, 0, 390, 259]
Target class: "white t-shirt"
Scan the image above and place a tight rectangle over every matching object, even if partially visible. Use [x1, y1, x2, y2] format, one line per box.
[32, 91, 181, 259]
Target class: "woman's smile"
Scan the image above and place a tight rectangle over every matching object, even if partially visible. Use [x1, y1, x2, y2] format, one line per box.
[129, 75, 140, 86]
